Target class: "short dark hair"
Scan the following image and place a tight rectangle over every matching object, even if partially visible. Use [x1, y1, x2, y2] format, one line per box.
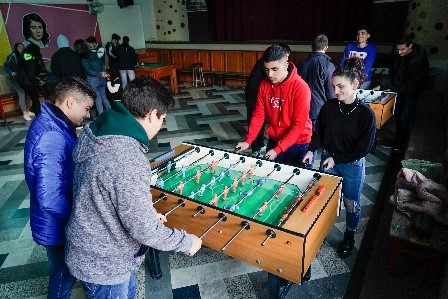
[85, 36, 97, 43]
[396, 34, 413, 46]
[53, 77, 96, 104]
[22, 13, 50, 46]
[112, 33, 121, 40]
[278, 43, 291, 54]
[333, 57, 365, 84]
[312, 34, 328, 51]
[121, 77, 175, 118]
[122, 36, 130, 45]
[357, 25, 370, 33]
[262, 44, 288, 63]
[74, 39, 91, 59]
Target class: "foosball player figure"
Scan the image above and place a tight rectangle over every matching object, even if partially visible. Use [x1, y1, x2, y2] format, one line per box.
[196, 168, 201, 184]
[239, 189, 253, 197]
[218, 171, 225, 182]
[210, 194, 219, 206]
[209, 176, 216, 189]
[223, 186, 229, 200]
[177, 181, 185, 195]
[249, 165, 254, 179]
[232, 178, 238, 192]
[189, 191, 195, 199]
[166, 160, 172, 173]
[241, 171, 247, 186]
[275, 184, 285, 198]
[258, 201, 269, 216]
[182, 165, 186, 178]
[198, 184, 206, 196]
[228, 164, 235, 177]
[156, 177, 164, 189]
[210, 160, 216, 173]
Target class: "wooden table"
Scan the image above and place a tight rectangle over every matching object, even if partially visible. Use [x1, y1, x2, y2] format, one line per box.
[135, 62, 178, 94]
[357, 89, 397, 129]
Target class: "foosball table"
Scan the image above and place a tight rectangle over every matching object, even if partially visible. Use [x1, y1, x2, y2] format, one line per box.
[357, 89, 397, 129]
[148, 143, 343, 287]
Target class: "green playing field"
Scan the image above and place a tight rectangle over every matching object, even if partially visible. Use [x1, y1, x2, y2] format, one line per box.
[158, 163, 303, 226]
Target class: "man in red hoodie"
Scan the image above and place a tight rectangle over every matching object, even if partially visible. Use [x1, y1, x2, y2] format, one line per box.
[236, 44, 312, 167]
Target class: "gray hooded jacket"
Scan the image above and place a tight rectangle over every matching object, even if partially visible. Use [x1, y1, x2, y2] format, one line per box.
[65, 123, 193, 284]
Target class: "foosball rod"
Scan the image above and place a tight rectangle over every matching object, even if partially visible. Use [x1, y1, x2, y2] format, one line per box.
[250, 168, 300, 219]
[162, 149, 213, 182]
[163, 199, 185, 216]
[199, 213, 227, 239]
[232, 164, 281, 208]
[277, 173, 321, 226]
[221, 221, 250, 251]
[151, 146, 199, 175]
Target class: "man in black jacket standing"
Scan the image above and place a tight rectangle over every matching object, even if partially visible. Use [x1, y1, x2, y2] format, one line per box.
[297, 34, 335, 166]
[391, 35, 429, 153]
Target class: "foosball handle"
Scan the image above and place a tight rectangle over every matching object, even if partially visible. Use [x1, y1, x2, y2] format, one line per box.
[261, 229, 277, 246]
[192, 206, 205, 218]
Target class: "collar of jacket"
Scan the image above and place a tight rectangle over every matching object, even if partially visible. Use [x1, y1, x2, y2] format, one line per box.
[90, 101, 150, 146]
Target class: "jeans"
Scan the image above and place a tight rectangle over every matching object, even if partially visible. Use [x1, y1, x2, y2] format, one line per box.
[87, 76, 111, 115]
[320, 151, 365, 232]
[44, 245, 76, 299]
[119, 70, 135, 90]
[394, 93, 418, 150]
[266, 139, 309, 168]
[81, 272, 137, 299]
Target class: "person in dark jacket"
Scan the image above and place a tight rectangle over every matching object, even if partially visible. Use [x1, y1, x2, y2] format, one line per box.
[245, 44, 291, 156]
[17, 43, 45, 115]
[24, 77, 95, 299]
[3, 42, 34, 121]
[298, 34, 336, 167]
[51, 34, 83, 81]
[105, 33, 120, 69]
[390, 35, 429, 153]
[79, 39, 111, 115]
[116, 35, 137, 89]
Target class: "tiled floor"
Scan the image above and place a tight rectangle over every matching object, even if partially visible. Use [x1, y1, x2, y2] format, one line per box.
[0, 83, 392, 299]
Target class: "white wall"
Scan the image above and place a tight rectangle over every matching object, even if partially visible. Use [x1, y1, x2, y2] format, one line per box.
[97, 4, 145, 49]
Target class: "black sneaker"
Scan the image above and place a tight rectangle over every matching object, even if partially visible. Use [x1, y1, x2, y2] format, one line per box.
[337, 238, 355, 258]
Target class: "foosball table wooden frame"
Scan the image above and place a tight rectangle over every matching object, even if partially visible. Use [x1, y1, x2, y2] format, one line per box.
[149, 143, 343, 287]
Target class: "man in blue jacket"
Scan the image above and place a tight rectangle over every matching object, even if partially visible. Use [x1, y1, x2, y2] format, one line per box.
[24, 77, 95, 298]
[298, 34, 335, 167]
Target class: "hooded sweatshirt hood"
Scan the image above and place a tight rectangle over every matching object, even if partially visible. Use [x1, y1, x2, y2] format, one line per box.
[57, 34, 70, 49]
[73, 102, 149, 164]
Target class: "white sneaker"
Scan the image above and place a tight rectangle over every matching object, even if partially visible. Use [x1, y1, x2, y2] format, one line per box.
[23, 113, 32, 121]
[27, 111, 35, 117]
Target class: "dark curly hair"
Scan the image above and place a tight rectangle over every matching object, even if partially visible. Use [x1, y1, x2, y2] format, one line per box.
[333, 57, 366, 84]
[121, 77, 175, 118]
[22, 13, 49, 46]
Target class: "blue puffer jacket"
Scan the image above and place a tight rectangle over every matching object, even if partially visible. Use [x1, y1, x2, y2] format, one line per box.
[24, 101, 77, 245]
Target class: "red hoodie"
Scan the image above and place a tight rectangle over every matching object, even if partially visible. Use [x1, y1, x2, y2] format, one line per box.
[245, 62, 312, 154]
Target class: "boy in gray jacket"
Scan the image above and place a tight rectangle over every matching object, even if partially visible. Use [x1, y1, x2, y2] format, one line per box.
[65, 77, 202, 297]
